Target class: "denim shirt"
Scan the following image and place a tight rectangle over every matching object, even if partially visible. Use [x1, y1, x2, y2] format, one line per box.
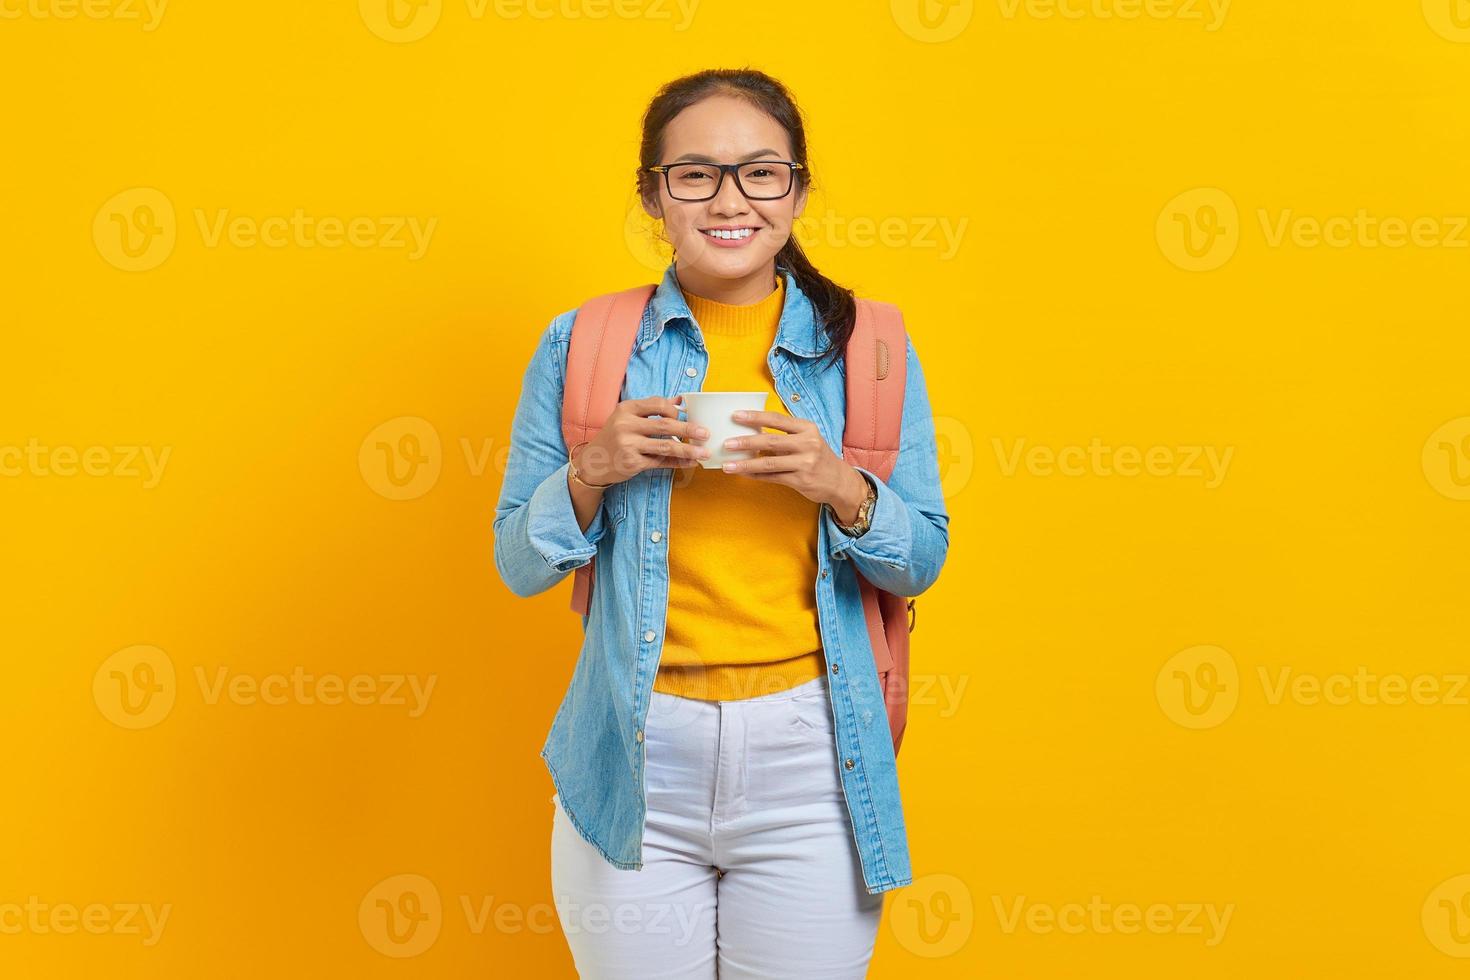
[492, 259, 950, 895]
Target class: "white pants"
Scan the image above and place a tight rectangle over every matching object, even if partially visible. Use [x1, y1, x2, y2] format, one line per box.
[550, 672, 884, 978]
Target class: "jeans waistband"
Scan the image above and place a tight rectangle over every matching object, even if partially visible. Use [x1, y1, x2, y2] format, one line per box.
[650, 669, 830, 706]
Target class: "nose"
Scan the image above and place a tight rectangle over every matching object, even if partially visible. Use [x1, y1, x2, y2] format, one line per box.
[710, 170, 751, 215]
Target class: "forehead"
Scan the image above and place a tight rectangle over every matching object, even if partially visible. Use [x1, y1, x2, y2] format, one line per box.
[661, 95, 793, 161]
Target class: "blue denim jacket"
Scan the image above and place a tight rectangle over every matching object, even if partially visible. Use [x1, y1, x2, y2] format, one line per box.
[492, 259, 949, 895]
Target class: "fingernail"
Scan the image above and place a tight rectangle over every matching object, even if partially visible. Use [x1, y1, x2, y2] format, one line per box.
[723, 461, 738, 472]
[723, 439, 739, 450]
[732, 411, 749, 420]
[698, 448, 711, 458]
[693, 426, 709, 439]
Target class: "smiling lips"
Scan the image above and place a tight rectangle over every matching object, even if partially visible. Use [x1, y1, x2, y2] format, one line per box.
[700, 226, 759, 246]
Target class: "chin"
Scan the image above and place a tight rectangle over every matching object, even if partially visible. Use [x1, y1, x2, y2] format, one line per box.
[687, 249, 773, 277]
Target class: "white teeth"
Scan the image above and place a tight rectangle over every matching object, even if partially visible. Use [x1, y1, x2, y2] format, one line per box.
[702, 228, 754, 240]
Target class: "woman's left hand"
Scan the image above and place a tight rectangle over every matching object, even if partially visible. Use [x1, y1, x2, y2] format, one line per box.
[717, 410, 867, 514]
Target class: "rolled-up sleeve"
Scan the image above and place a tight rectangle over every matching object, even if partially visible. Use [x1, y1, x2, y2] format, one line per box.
[825, 334, 949, 597]
[492, 313, 611, 599]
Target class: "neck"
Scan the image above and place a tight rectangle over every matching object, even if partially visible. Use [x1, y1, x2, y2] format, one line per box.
[675, 260, 779, 306]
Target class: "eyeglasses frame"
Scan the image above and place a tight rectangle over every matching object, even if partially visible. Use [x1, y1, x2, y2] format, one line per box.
[643, 160, 806, 202]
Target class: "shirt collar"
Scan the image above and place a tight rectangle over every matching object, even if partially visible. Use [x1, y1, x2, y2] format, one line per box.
[640, 259, 827, 359]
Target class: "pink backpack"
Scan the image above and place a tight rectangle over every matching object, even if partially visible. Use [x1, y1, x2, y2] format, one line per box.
[559, 284, 916, 756]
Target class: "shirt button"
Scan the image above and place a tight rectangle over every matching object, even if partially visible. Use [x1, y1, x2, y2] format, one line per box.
[685, 366, 697, 377]
[791, 392, 801, 401]
[844, 758, 855, 770]
[650, 530, 662, 542]
[820, 568, 828, 579]
[831, 663, 840, 674]
[643, 630, 656, 643]
[636, 729, 644, 742]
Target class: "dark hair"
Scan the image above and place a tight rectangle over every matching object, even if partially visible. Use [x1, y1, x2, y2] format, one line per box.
[636, 68, 856, 372]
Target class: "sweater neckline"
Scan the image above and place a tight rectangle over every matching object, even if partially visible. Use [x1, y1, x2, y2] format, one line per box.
[681, 274, 785, 338]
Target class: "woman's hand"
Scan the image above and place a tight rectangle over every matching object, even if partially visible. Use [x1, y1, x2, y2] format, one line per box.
[572, 396, 711, 488]
[719, 410, 870, 520]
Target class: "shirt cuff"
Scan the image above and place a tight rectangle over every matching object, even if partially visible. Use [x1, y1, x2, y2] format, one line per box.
[526, 460, 609, 573]
[825, 466, 911, 569]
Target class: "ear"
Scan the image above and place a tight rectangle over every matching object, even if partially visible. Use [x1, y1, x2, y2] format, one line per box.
[793, 181, 808, 221]
[641, 190, 663, 221]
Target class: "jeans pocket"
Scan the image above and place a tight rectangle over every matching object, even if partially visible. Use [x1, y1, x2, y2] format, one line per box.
[790, 691, 834, 738]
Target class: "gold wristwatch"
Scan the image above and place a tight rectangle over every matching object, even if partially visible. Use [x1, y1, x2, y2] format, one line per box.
[828, 471, 877, 537]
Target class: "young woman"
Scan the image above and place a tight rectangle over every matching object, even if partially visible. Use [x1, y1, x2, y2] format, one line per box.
[493, 68, 950, 978]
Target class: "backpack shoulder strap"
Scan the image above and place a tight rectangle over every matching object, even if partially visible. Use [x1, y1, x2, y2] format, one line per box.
[842, 298, 907, 483]
[561, 284, 657, 457]
[562, 284, 656, 616]
[844, 298, 914, 745]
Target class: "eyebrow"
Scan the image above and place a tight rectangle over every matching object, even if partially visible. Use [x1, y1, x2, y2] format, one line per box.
[669, 148, 785, 163]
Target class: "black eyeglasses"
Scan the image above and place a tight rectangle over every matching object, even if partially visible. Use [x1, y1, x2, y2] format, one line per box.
[644, 160, 805, 202]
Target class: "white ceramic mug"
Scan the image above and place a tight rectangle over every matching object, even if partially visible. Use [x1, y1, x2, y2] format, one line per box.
[673, 391, 769, 469]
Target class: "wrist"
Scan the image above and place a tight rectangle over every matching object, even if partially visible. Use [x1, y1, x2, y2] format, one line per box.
[568, 450, 610, 493]
[828, 466, 871, 525]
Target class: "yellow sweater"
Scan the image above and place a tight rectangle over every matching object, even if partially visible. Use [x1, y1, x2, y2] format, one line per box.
[652, 273, 827, 701]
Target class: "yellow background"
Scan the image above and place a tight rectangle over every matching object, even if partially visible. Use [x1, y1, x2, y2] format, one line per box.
[4, 0, 1470, 976]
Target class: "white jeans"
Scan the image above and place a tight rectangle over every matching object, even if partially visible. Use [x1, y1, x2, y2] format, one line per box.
[550, 672, 884, 978]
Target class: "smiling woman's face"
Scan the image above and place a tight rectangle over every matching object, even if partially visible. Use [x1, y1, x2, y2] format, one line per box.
[643, 94, 807, 294]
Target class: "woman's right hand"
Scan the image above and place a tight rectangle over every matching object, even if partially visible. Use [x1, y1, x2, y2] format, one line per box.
[571, 395, 710, 487]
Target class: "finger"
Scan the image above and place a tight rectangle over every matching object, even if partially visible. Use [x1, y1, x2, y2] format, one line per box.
[723, 453, 800, 474]
[637, 435, 706, 462]
[635, 415, 709, 442]
[624, 395, 685, 420]
[721, 433, 798, 456]
[730, 469, 795, 483]
[643, 453, 701, 469]
[730, 410, 807, 433]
